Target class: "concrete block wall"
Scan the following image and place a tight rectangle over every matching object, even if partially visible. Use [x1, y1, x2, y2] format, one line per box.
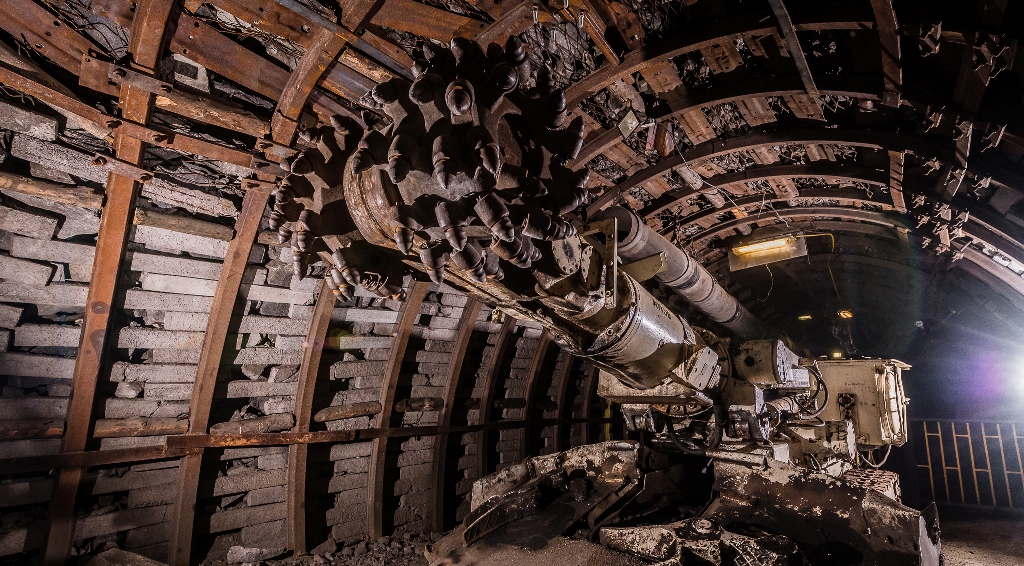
[0, 192, 92, 558]
[569, 362, 598, 447]
[495, 324, 543, 469]
[539, 350, 573, 455]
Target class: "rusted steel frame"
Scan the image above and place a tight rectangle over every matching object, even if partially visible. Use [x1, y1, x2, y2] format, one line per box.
[366, 280, 430, 540]
[569, 128, 623, 171]
[0, 0, 98, 74]
[430, 298, 483, 531]
[767, 0, 819, 100]
[0, 446, 192, 474]
[0, 65, 271, 172]
[474, 315, 517, 480]
[641, 163, 889, 219]
[370, 0, 488, 43]
[664, 188, 893, 234]
[476, 1, 554, 50]
[660, 75, 877, 121]
[579, 364, 600, 444]
[82, 57, 272, 136]
[167, 185, 273, 566]
[42, 1, 176, 562]
[565, 8, 874, 107]
[587, 127, 942, 214]
[286, 281, 336, 554]
[869, 0, 901, 107]
[272, 28, 349, 143]
[163, 418, 616, 449]
[551, 354, 578, 452]
[517, 330, 552, 461]
[692, 206, 909, 244]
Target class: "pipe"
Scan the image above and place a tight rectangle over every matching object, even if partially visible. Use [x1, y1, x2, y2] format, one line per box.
[593, 207, 765, 338]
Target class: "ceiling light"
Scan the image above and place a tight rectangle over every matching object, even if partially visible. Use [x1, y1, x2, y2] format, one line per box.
[728, 234, 807, 271]
[832, 352, 843, 359]
[732, 236, 797, 255]
[797, 314, 812, 321]
[838, 309, 853, 319]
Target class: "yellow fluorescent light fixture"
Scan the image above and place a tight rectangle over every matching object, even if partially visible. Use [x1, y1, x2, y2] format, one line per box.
[832, 352, 843, 358]
[838, 309, 853, 319]
[797, 314, 812, 321]
[732, 236, 797, 255]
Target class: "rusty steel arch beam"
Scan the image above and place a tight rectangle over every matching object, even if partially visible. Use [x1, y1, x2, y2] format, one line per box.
[579, 363, 600, 445]
[688, 206, 910, 245]
[286, 283, 338, 554]
[588, 128, 943, 214]
[475, 316, 517, 480]
[565, 4, 876, 107]
[551, 353, 579, 452]
[518, 331, 553, 461]
[430, 298, 483, 532]
[366, 280, 430, 540]
[271, 29, 349, 143]
[667, 188, 894, 237]
[42, 2, 179, 563]
[642, 163, 889, 220]
[167, 184, 274, 566]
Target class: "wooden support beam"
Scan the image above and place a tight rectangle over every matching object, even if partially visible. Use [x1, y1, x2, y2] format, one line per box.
[551, 355, 578, 452]
[286, 282, 336, 554]
[41, 2, 176, 563]
[167, 185, 273, 566]
[475, 315, 517, 480]
[272, 29, 349, 143]
[366, 281, 429, 540]
[518, 331, 552, 461]
[869, 0, 901, 107]
[430, 298, 482, 532]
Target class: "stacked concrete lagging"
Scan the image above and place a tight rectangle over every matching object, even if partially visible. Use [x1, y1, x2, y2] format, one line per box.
[537, 350, 576, 456]
[321, 290, 412, 543]
[495, 326, 544, 470]
[569, 362, 600, 447]
[0, 161, 105, 557]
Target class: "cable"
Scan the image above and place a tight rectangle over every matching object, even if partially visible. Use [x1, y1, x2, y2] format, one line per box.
[858, 445, 893, 468]
[796, 233, 843, 311]
[758, 264, 773, 302]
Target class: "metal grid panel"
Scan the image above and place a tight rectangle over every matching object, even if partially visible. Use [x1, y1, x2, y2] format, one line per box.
[913, 419, 1024, 509]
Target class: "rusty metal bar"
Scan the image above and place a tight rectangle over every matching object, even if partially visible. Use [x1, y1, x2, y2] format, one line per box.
[167, 184, 273, 566]
[286, 282, 336, 554]
[0, 0, 97, 74]
[869, 0, 902, 107]
[366, 281, 430, 540]
[41, 2, 177, 562]
[551, 354, 579, 452]
[475, 315, 517, 480]
[767, 0, 819, 101]
[518, 331, 552, 461]
[431, 298, 482, 531]
[272, 28, 349, 143]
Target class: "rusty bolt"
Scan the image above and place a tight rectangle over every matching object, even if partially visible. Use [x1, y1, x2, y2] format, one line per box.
[91, 156, 108, 166]
[151, 133, 168, 142]
[138, 173, 153, 182]
[159, 84, 173, 93]
[105, 120, 121, 128]
[112, 68, 126, 79]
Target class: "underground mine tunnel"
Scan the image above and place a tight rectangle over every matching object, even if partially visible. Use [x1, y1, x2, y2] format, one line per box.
[1, 0, 1024, 564]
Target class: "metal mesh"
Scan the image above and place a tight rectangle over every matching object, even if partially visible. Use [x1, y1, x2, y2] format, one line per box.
[578, 90, 620, 130]
[41, 0, 130, 58]
[622, 0, 686, 42]
[415, 0, 494, 22]
[774, 143, 809, 165]
[376, 25, 444, 59]
[708, 151, 754, 173]
[674, 54, 712, 90]
[703, 103, 751, 139]
[192, 3, 306, 70]
[519, 22, 601, 90]
[585, 155, 627, 184]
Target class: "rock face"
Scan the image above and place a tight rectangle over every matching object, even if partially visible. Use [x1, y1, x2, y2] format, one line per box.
[225, 545, 286, 564]
[85, 548, 169, 566]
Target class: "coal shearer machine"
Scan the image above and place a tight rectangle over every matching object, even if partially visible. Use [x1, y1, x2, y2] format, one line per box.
[272, 37, 940, 566]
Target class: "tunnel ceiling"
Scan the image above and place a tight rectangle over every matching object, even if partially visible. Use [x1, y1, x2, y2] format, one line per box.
[2, 0, 1024, 562]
